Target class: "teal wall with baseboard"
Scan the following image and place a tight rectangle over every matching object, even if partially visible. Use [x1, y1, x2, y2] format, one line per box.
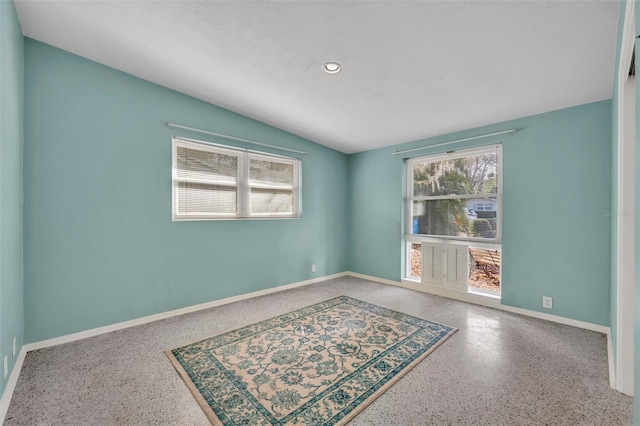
[23, 38, 350, 343]
[0, 0, 24, 397]
[350, 101, 612, 326]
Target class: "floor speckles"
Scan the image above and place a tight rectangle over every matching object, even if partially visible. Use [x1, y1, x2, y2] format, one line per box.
[4, 277, 633, 425]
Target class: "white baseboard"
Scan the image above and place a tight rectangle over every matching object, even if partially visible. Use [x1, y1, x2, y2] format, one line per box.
[607, 331, 616, 389]
[348, 271, 610, 334]
[0, 346, 27, 424]
[25, 272, 348, 352]
[348, 271, 615, 387]
[347, 271, 401, 287]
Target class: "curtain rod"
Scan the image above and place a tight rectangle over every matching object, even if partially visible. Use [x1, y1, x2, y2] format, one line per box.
[165, 122, 306, 155]
[392, 129, 518, 156]
[174, 136, 297, 160]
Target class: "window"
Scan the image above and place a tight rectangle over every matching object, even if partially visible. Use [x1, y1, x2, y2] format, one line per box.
[172, 137, 300, 220]
[406, 145, 502, 241]
[475, 203, 493, 211]
[404, 145, 502, 297]
[474, 202, 495, 212]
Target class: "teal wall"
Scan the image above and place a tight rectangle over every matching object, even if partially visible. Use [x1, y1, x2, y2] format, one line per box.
[350, 101, 612, 326]
[0, 0, 24, 397]
[23, 39, 350, 343]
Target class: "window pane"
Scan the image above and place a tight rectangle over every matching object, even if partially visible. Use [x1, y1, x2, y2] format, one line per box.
[413, 152, 498, 197]
[408, 243, 421, 280]
[411, 198, 497, 238]
[173, 138, 301, 220]
[250, 158, 294, 187]
[176, 182, 237, 215]
[251, 188, 293, 214]
[468, 248, 501, 293]
[176, 146, 237, 184]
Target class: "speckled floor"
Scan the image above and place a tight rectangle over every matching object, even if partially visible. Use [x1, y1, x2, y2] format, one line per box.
[4, 276, 633, 425]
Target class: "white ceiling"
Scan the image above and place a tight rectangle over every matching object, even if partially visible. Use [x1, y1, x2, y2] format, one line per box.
[15, 0, 619, 154]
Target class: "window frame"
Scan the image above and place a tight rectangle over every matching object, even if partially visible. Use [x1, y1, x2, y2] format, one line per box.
[405, 144, 503, 243]
[172, 137, 300, 221]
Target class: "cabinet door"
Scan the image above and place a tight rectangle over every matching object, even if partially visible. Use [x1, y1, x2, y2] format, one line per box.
[445, 243, 469, 291]
[422, 242, 444, 285]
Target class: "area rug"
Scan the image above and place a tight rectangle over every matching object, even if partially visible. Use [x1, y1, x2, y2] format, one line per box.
[166, 295, 457, 425]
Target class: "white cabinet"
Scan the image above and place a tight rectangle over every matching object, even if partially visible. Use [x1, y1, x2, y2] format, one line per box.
[422, 242, 468, 291]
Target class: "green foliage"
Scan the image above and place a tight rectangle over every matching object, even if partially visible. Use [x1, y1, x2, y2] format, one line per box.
[412, 151, 498, 237]
[413, 160, 467, 197]
[412, 153, 498, 197]
[470, 219, 493, 238]
[416, 199, 468, 236]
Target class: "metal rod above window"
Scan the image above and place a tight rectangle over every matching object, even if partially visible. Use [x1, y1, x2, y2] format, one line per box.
[166, 122, 307, 156]
[173, 136, 295, 161]
[392, 129, 518, 156]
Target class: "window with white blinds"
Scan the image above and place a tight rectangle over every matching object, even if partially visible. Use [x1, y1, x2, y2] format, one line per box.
[172, 138, 300, 220]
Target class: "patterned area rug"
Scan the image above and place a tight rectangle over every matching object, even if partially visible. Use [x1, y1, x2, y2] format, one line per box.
[166, 296, 457, 425]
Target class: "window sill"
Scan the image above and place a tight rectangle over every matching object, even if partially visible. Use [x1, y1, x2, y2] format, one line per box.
[173, 216, 302, 222]
[468, 288, 501, 299]
[400, 279, 502, 304]
[405, 234, 501, 247]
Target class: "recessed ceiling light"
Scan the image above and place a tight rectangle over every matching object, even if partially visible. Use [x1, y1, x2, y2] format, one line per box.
[322, 62, 342, 75]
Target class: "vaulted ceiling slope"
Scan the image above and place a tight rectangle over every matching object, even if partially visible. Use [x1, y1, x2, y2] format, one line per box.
[15, 1, 618, 154]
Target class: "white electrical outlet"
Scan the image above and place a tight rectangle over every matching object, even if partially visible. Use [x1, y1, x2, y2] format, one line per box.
[543, 296, 553, 309]
[311, 264, 317, 273]
[3, 356, 8, 378]
[12, 337, 16, 358]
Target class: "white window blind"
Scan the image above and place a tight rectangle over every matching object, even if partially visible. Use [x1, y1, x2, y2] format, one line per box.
[173, 138, 300, 220]
[249, 155, 295, 215]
